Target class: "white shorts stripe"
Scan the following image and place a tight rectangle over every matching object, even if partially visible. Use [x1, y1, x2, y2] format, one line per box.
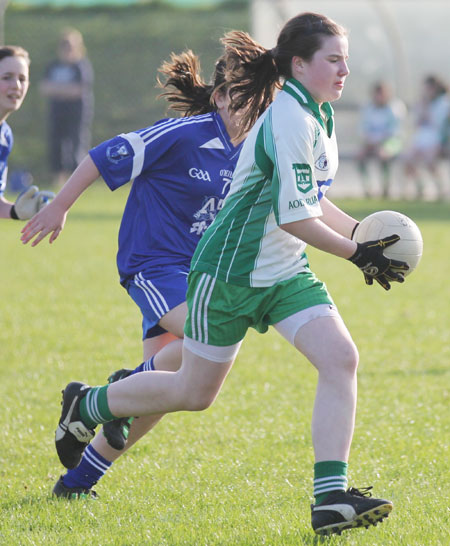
[202, 275, 216, 345]
[191, 273, 214, 343]
[135, 276, 163, 318]
[191, 274, 204, 340]
[196, 274, 209, 343]
[135, 273, 169, 317]
[146, 279, 170, 314]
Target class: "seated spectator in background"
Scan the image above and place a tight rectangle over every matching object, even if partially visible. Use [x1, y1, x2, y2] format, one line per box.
[357, 81, 406, 199]
[403, 75, 449, 200]
[40, 28, 94, 188]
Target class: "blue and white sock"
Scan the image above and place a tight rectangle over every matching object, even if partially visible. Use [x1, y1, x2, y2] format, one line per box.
[63, 444, 112, 490]
[130, 356, 155, 375]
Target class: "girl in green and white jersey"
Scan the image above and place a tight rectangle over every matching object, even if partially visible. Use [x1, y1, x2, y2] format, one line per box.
[55, 12, 408, 536]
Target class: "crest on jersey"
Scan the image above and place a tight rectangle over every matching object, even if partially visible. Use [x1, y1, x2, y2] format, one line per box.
[106, 143, 130, 163]
[315, 153, 328, 171]
[292, 163, 313, 193]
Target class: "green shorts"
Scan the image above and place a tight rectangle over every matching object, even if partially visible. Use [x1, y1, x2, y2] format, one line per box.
[184, 269, 334, 346]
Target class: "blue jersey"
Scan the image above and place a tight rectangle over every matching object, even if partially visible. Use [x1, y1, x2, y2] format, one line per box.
[89, 111, 243, 283]
[0, 121, 13, 197]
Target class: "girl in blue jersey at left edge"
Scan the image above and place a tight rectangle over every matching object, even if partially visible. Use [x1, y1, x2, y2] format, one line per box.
[21, 47, 254, 498]
[0, 46, 54, 221]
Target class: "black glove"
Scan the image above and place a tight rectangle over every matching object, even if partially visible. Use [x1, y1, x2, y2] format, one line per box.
[349, 234, 409, 290]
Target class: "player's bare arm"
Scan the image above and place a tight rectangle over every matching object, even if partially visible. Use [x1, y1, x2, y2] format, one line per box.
[280, 216, 357, 259]
[319, 196, 359, 239]
[0, 196, 13, 218]
[21, 155, 100, 246]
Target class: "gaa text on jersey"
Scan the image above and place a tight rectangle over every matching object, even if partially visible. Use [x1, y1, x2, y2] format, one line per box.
[189, 167, 211, 181]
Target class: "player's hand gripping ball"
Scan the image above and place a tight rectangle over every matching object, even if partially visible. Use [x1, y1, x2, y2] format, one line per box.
[352, 210, 423, 277]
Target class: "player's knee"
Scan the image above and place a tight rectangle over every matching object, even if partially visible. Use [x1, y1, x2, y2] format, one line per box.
[338, 339, 359, 375]
[184, 391, 216, 411]
[181, 384, 218, 411]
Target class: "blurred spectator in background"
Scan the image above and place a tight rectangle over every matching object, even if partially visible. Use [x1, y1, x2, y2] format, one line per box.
[403, 75, 449, 200]
[0, 45, 54, 220]
[357, 81, 406, 199]
[40, 28, 94, 188]
[441, 112, 450, 164]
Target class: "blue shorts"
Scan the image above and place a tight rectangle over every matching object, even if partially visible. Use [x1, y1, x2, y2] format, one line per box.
[125, 265, 189, 340]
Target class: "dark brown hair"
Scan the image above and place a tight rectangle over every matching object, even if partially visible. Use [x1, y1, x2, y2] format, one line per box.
[157, 50, 226, 116]
[424, 75, 448, 98]
[0, 45, 30, 66]
[222, 12, 347, 136]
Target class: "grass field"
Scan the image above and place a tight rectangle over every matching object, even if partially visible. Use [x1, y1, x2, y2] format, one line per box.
[1, 187, 449, 545]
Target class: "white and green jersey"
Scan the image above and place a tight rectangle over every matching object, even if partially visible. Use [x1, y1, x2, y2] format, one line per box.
[191, 79, 339, 287]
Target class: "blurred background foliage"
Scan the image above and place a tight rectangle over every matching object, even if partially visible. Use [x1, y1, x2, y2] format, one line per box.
[4, 2, 248, 184]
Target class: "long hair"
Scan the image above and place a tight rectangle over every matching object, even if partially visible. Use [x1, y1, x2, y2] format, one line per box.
[157, 50, 226, 116]
[222, 12, 347, 137]
[0, 45, 30, 66]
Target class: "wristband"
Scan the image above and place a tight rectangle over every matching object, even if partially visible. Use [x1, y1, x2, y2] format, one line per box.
[351, 222, 359, 240]
[10, 205, 19, 220]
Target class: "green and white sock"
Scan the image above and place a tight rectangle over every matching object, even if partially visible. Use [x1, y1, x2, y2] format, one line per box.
[314, 460, 348, 504]
[79, 385, 116, 429]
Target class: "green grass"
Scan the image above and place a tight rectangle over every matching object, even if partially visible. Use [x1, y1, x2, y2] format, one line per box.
[1, 190, 449, 545]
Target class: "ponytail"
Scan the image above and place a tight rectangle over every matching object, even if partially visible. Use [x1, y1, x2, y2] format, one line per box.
[157, 50, 224, 116]
[221, 31, 280, 137]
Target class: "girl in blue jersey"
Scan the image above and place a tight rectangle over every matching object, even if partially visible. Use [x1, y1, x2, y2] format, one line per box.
[0, 46, 53, 220]
[22, 49, 249, 496]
